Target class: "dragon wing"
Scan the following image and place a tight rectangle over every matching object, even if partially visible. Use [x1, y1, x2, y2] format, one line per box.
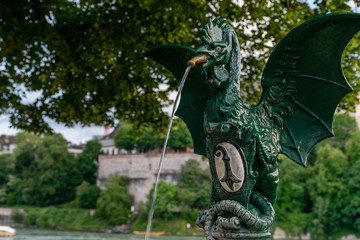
[144, 44, 209, 156]
[259, 13, 360, 166]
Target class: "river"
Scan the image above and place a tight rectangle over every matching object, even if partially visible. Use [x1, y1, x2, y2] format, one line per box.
[13, 228, 204, 240]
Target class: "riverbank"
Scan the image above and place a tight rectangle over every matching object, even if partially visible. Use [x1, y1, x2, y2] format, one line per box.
[0, 207, 112, 232]
[1, 206, 203, 236]
[3, 206, 360, 240]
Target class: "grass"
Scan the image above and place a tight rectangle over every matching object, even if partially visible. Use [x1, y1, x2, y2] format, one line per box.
[22, 207, 112, 230]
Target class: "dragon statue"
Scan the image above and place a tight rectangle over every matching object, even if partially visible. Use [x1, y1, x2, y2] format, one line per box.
[145, 13, 360, 239]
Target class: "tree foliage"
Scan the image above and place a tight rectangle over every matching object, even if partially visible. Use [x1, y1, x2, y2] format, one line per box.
[76, 139, 102, 184]
[275, 113, 360, 238]
[306, 144, 349, 236]
[114, 124, 137, 151]
[0, 154, 13, 186]
[1, 133, 104, 208]
[277, 157, 308, 214]
[345, 130, 360, 163]
[168, 119, 193, 150]
[75, 181, 100, 209]
[147, 180, 178, 219]
[135, 127, 162, 153]
[177, 159, 211, 209]
[9, 133, 81, 206]
[1, 0, 360, 133]
[114, 121, 192, 152]
[96, 175, 132, 225]
[343, 160, 360, 232]
[325, 113, 359, 151]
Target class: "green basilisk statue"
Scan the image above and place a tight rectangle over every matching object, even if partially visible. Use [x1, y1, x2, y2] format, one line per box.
[145, 13, 360, 239]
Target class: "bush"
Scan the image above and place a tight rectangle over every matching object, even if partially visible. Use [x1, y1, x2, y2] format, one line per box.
[11, 209, 25, 222]
[24, 207, 110, 229]
[96, 175, 132, 225]
[24, 208, 40, 226]
[147, 180, 178, 220]
[76, 182, 100, 209]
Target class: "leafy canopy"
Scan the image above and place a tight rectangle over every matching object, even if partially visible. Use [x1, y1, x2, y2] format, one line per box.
[114, 120, 192, 152]
[147, 180, 178, 219]
[1, 0, 360, 133]
[11, 133, 81, 206]
[76, 139, 103, 184]
[96, 175, 132, 225]
[75, 181, 100, 209]
[177, 159, 211, 209]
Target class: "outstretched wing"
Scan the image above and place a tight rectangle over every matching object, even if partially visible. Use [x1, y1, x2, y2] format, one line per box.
[259, 13, 360, 166]
[144, 44, 209, 156]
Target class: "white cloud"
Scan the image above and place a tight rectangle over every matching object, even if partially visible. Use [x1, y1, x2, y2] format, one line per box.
[0, 114, 106, 144]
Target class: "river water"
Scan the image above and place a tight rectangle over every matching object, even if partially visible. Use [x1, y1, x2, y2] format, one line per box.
[13, 228, 204, 240]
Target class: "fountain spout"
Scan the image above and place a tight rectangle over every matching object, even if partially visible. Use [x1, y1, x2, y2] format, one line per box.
[187, 55, 207, 68]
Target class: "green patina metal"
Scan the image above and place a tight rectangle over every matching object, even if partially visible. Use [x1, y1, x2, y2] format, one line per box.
[145, 13, 360, 239]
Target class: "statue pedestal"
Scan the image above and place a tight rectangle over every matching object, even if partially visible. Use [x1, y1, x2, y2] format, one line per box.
[211, 225, 271, 240]
[197, 197, 274, 240]
[212, 233, 270, 240]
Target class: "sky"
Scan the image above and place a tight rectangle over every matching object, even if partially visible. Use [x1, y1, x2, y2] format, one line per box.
[1, 0, 359, 143]
[0, 85, 177, 144]
[0, 114, 107, 144]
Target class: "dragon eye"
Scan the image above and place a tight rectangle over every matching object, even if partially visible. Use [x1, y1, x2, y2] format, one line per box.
[215, 46, 222, 52]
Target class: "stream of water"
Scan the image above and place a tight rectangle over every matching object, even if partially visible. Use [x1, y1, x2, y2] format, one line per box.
[145, 65, 192, 240]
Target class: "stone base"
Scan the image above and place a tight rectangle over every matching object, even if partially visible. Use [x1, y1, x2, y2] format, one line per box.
[197, 197, 274, 240]
[212, 231, 271, 240]
[208, 223, 271, 240]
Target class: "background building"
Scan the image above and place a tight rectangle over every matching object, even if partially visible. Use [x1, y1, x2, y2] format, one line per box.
[97, 152, 208, 208]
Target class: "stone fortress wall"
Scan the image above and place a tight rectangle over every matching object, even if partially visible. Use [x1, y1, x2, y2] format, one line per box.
[97, 153, 208, 208]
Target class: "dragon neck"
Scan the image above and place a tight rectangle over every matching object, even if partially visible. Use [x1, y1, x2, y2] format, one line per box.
[226, 31, 241, 95]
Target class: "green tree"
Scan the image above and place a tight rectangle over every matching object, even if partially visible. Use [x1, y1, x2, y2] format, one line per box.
[148, 180, 178, 219]
[75, 181, 100, 209]
[76, 139, 102, 184]
[14, 143, 37, 178]
[346, 131, 360, 163]
[13, 132, 41, 178]
[1, 1, 360, 133]
[0, 154, 14, 186]
[324, 113, 359, 151]
[97, 175, 132, 225]
[13, 132, 42, 147]
[177, 159, 211, 209]
[342, 160, 360, 232]
[136, 127, 162, 153]
[114, 124, 137, 152]
[275, 155, 312, 235]
[168, 119, 193, 151]
[306, 144, 349, 237]
[10, 133, 81, 206]
[5, 175, 23, 206]
[115, 124, 162, 153]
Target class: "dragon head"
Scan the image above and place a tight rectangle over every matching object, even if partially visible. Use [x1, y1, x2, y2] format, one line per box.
[195, 17, 240, 87]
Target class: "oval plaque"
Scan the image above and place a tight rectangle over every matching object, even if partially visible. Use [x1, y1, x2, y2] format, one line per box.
[214, 142, 247, 193]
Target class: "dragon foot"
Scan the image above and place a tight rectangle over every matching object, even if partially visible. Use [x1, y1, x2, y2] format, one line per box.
[196, 192, 274, 240]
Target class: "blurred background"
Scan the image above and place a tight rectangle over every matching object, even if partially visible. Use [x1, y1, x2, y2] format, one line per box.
[1, 0, 360, 239]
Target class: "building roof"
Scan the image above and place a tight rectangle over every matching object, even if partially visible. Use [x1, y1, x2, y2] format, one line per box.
[102, 123, 122, 140]
[0, 135, 14, 146]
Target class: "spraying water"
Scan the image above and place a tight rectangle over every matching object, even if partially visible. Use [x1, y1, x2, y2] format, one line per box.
[144, 65, 192, 240]
[144, 54, 207, 240]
